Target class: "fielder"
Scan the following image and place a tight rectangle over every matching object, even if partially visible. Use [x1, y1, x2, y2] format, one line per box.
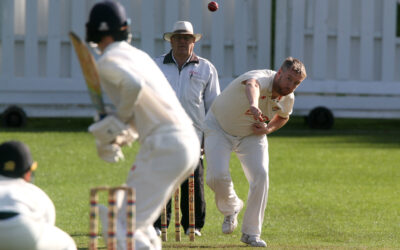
[85, 1, 199, 249]
[204, 57, 307, 247]
[0, 141, 77, 250]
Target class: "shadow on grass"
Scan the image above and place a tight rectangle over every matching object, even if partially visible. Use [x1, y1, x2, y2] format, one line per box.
[280, 116, 400, 133]
[0, 117, 93, 132]
[77, 245, 247, 250]
[163, 244, 248, 249]
[273, 117, 400, 147]
[2, 117, 400, 146]
[78, 248, 105, 250]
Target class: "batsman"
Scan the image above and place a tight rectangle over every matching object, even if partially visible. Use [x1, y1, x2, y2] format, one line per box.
[83, 1, 199, 249]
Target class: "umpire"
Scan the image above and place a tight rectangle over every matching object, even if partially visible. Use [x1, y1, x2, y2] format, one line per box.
[153, 21, 220, 236]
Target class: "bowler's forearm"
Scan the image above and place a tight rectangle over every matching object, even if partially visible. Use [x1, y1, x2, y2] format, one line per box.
[244, 79, 260, 107]
[265, 115, 289, 135]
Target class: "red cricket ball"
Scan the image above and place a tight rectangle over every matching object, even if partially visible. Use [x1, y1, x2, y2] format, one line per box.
[208, 1, 218, 12]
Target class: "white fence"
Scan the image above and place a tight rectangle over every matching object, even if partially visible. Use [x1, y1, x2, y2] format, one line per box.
[276, 0, 400, 121]
[0, 0, 400, 124]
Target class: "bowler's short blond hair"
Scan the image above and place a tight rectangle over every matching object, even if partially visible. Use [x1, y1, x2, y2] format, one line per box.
[280, 57, 307, 79]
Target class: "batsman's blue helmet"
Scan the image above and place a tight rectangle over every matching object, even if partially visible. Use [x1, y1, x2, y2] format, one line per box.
[86, 0, 131, 43]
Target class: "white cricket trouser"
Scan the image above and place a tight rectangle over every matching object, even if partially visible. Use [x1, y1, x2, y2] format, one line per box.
[101, 126, 199, 250]
[204, 111, 269, 236]
[0, 215, 77, 250]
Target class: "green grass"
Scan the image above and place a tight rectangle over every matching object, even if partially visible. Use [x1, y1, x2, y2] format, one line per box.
[1, 117, 399, 249]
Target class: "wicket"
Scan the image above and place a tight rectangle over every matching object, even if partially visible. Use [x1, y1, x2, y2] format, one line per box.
[89, 186, 136, 250]
[174, 188, 181, 241]
[161, 172, 195, 242]
[188, 172, 195, 241]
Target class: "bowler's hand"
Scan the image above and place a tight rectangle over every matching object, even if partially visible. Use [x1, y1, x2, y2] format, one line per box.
[252, 122, 269, 135]
[249, 105, 264, 122]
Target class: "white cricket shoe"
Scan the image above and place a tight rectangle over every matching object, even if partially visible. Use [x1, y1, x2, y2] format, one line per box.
[240, 233, 267, 247]
[222, 201, 243, 234]
[185, 228, 202, 236]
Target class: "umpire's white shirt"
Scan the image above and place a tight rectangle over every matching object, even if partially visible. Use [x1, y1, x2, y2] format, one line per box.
[154, 51, 220, 141]
[0, 176, 76, 250]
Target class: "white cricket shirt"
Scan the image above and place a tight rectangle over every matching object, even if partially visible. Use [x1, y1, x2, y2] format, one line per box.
[211, 69, 294, 137]
[97, 42, 194, 141]
[154, 51, 220, 141]
[0, 176, 55, 224]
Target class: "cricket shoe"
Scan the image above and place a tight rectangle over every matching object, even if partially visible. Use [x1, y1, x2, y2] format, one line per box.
[222, 201, 244, 234]
[185, 228, 202, 236]
[240, 233, 267, 247]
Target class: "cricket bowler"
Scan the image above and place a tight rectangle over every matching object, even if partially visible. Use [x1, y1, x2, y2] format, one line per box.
[204, 57, 307, 247]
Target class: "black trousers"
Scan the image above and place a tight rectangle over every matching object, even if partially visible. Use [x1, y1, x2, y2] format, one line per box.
[153, 158, 206, 231]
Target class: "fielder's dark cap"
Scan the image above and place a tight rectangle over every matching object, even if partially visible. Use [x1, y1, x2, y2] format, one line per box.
[86, 0, 129, 32]
[0, 141, 37, 178]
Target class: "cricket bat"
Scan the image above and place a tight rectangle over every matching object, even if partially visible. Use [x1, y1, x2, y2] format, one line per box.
[69, 31, 106, 116]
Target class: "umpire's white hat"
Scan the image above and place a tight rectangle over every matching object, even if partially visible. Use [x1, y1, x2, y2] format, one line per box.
[163, 21, 202, 42]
